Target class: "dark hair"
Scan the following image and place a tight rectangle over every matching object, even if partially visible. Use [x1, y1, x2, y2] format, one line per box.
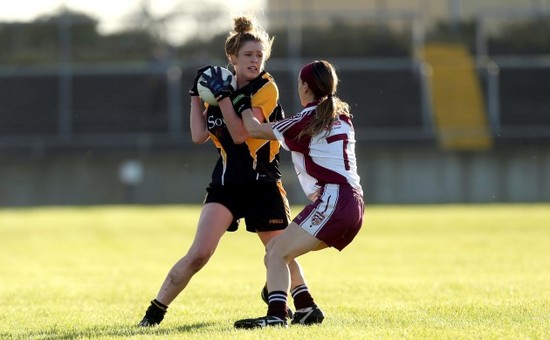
[298, 60, 351, 139]
[224, 16, 274, 60]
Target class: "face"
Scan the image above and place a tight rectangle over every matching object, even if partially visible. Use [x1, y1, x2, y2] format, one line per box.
[297, 74, 312, 106]
[297, 75, 307, 106]
[231, 40, 266, 86]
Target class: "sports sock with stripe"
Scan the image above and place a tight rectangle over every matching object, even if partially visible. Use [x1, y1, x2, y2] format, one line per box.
[144, 299, 168, 324]
[291, 284, 315, 310]
[267, 290, 288, 320]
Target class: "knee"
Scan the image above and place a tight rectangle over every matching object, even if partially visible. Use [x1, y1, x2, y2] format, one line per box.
[265, 241, 292, 265]
[265, 240, 278, 260]
[185, 250, 212, 272]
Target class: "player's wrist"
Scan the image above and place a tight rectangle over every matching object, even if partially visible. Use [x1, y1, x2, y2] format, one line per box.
[231, 93, 252, 116]
[215, 90, 232, 102]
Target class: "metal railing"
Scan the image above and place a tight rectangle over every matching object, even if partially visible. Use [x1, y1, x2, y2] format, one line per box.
[1, 8, 550, 153]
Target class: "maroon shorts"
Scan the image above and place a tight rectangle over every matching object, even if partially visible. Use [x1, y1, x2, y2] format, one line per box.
[293, 184, 364, 251]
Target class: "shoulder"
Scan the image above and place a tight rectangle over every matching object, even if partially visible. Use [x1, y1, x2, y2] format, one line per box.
[275, 107, 314, 132]
[251, 71, 279, 105]
[255, 71, 278, 95]
[257, 80, 278, 100]
[261, 71, 277, 85]
[338, 113, 354, 127]
[239, 71, 277, 98]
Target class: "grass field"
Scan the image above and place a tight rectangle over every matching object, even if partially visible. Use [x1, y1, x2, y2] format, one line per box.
[1, 204, 549, 339]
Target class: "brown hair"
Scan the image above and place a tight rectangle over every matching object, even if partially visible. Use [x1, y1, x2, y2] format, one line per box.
[298, 60, 351, 140]
[224, 16, 274, 60]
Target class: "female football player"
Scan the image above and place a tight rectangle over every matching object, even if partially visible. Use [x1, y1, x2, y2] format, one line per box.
[138, 16, 319, 327]
[233, 60, 364, 328]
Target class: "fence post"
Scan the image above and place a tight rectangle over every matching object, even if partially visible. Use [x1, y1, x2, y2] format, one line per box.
[167, 64, 183, 136]
[58, 8, 73, 138]
[486, 61, 501, 136]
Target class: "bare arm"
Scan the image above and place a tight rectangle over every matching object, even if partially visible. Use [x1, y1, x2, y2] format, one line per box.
[241, 109, 276, 140]
[218, 97, 249, 144]
[189, 96, 210, 144]
[218, 97, 268, 144]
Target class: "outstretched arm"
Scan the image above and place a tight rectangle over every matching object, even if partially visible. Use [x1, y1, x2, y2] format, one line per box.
[218, 97, 250, 144]
[241, 109, 276, 140]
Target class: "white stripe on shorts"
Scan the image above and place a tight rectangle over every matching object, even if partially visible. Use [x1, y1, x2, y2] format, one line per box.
[299, 184, 339, 237]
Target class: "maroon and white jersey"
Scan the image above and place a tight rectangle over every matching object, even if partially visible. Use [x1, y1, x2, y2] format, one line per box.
[273, 103, 363, 200]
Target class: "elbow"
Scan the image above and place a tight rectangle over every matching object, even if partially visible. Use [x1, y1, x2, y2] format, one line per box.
[246, 127, 264, 140]
[191, 133, 209, 144]
[243, 123, 260, 139]
[231, 135, 248, 144]
[231, 130, 251, 144]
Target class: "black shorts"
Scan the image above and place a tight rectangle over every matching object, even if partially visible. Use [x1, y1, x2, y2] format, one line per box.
[204, 181, 291, 233]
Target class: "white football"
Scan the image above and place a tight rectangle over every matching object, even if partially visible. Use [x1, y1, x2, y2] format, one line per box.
[197, 67, 237, 106]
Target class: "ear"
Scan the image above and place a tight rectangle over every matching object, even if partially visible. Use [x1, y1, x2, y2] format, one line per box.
[303, 82, 311, 93]
[229, 55, 238, 66]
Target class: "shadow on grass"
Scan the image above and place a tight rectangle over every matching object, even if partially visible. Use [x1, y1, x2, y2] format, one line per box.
[8, 322, 216, 339]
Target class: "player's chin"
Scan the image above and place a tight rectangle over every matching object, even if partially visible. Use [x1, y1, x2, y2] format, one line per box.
[246, 68, 260, 79]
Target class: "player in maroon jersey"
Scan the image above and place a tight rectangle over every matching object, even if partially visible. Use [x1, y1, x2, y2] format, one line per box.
[234, 60, 364, 329]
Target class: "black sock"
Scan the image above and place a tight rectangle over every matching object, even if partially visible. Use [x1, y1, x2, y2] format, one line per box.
[152, 299, 168, 310]
[143, 299, 168, 324]
[291, 284, 315, 310]
[267, 290, 288, 320]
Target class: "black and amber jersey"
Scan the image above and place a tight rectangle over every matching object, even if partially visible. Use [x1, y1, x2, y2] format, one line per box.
[206, 71, 285, 185]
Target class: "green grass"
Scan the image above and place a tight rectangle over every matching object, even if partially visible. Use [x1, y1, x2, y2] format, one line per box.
[1, 204, 548, 339]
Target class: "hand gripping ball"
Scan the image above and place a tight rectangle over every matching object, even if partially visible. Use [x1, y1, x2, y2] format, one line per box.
[197, 67, 237, 106]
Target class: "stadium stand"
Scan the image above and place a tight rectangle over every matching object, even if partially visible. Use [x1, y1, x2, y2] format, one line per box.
[1, 75, 59, 136]
[339, 69, 424, 130]
[72, 74, 169, 134]
[497, 68, 550, 143]
[423, 43, 493, 151]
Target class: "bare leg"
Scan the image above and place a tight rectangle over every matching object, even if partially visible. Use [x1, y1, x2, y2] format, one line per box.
[258, 230, 305, 290]
[155, 203, 232, 305]
[264, 223, 326, 294]
[233, 223, 327, 329]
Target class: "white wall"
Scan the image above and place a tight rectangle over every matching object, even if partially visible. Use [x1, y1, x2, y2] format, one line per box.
[1, 145, 549, 206]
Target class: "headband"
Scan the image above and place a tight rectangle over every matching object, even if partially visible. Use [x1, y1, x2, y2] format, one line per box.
[300, 63, 323, 98]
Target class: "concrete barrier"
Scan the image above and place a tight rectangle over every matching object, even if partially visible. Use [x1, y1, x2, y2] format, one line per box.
[1, 144, 549, 207]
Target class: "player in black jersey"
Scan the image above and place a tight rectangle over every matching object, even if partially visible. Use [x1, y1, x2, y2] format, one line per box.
[138, 16, 317, 327]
